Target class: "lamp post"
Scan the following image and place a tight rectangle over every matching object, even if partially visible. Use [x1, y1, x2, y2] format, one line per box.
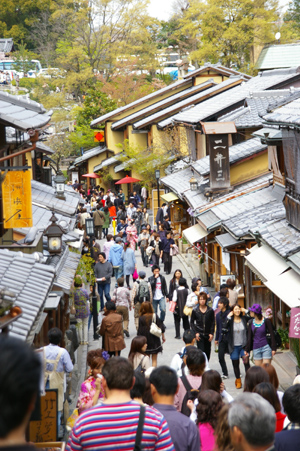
[44, 211, 64, 254]
[189, 176, 198, 191]
[155, 169, 160, 208]
[84, 217, 99, 339]
[53, 170, 67, 200]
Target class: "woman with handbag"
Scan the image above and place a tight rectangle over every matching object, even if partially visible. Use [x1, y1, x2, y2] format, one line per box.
[128, 336, 151, 372]
[122, 241, 136, 289]
[137, 302, 165, 367]
[172, 278, 190, 339]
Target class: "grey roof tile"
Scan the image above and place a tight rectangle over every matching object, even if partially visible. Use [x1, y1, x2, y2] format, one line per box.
[263, 95, 300, 125]
[31, 180, 79, 217]
[256, 43, 300, 70]
[160, 167, 194, 199]
[73, 146, 109, 166]
[170, 67, 300, 124]
[252, 219, 300, 257]
[52, 247, 81, 294]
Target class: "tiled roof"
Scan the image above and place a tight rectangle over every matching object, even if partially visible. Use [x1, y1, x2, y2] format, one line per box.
[256, 44, 300, 70]
[35, 141, 55, 154]
[183, 63, 252, 80]
[187, 173, 272, 211]
[215, 232, 242, 248]
[160, 167, 194, 199]
[254, 218, 300, 258]
[31, 180, 79, 217]
[263, 97, 300, 126]
[0, 92, 51, 131]
[72, 146, 109, 166]
[94, 153, 122, 172]
[0, 38, 14, 53]
[171, 67, 300, 125]
[0, 249, 55, 343]
[137, 78, 243, 130]
[50, 247, 81, 294]
[112, 80, 216, 130]
[192, 137, 267, 177]
[90, 78, 191, 127]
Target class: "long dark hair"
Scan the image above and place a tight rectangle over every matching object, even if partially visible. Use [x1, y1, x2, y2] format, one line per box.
[244, 366, 269, 393]
[196, 390, 223, 428]
[172, 269, 183, 282]
[253, 382, 281, 413]
[123, 242, 131, 252]
[139, 302, 154, 326]
[128, 336, 147, 364]
[201, 370, 222, 393]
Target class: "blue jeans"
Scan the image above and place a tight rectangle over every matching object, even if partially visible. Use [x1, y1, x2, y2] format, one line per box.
[114, 266, 124, 287]
[97, 283, 111, 310]
[153, 297, 166, 322]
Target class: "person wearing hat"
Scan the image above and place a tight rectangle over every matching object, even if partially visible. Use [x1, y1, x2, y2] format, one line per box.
[131, 270, 153, 330]
[108, 237, 124, 288]
[245, 303, 277, 366]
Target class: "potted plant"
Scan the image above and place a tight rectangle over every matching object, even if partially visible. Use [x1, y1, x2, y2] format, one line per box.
[277, 327, 289, 350]
[290, 338, 300, 375]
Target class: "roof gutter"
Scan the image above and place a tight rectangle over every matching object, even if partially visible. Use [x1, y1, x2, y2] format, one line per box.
[0, 130, 39, 163]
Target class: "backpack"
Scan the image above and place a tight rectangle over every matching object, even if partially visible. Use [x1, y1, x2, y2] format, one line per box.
[180, 371, 201, 417]
[134, 280, 150, 304]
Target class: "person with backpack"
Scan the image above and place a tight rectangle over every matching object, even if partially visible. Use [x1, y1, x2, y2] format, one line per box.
[170, 330, 210, 376]
[174, 347, 206, 415]
[128, 335, 151, 373]
[111, 277, 131, 338]
[131, 271, 153, 330]
[172, 278, 190, 339]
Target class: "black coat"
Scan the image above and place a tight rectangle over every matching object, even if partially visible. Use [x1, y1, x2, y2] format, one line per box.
[190, 305, 215, 336]
[137, 314, 165, 354]
[155, 207, 164, 225]
[168, 278, 188, 301]
[225, 315, 250, 355]
[245, 318, 277, 352]
[148, 274, 168, 298]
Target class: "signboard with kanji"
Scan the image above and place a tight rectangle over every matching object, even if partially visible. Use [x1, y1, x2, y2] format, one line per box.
[2, 170, 33, 228]
[289, 308, 300, 338]
[29, 389, 58, 442]
[208, 134, 230, 190]
[94, 131, 105, 142]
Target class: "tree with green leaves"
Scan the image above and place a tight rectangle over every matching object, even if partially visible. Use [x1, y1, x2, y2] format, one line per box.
[282, 0, 300, 41]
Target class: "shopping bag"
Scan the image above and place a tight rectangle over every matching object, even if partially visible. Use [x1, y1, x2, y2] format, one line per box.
[66, 408, 79, 431]
[133, 268, 139, 280]
[169, 300, 177, 313]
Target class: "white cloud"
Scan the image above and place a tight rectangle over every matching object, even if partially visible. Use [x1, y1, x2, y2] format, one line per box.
[147, 0, 174, 20]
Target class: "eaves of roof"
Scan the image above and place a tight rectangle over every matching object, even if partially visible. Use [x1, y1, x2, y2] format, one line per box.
[73, 146, 111, 166]
[90, 78, 192, 127]
[184, 64, 252, 80]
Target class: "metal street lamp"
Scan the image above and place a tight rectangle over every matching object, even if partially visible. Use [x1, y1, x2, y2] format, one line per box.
[85, 218, 95, 237]
[155, 170, 161, 208]
[44, 211, 64, 254]
[53, 170, 67, 200]
[189, 176, 198, 191]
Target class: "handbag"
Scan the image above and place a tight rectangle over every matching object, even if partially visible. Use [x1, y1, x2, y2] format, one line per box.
[183, 305, 193, 317]
[133, 268, 139, 280]
[70, 303, 76, 315]
[170, 244, 179, 256]
[169, 300, 177, 313]
[150, 313, 162, 338]
[66, 407, 79, 431]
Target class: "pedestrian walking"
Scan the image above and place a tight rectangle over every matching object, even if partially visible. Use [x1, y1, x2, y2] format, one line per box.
[67, 357, 175, 451]
[99, 301, 126, 357]
[108, 236, 124, 287]
[126, 218, 138, 251]
[253, 382, 286, 432]
[160, 231, 175, 274]
[196, 390, 223, 451]
[138, 225, 150, 267]
[190, 292, 215, 361]
[226, 278, 238, 305]
[245, 303, 277, 366]
[128, 335, 151, 372]
[150, 366, 200, 451]
[142, 206, 149, 224]
[111, 277, 131, 337]
[155, 204, 164, 228]
[137, 302, 166, 367]
[133, 205, 143, 234]
[118, 188, 125, 203]
[172, 278, 190, 339]
[148, 265, 168, 322]
[131, 270, 152, 330]
[102, 206, 110, 237]
[93, 205, 105, 239]
[215, 296, 231, 379]
[141, 186, 148, 208]
[275, 384, 300, 450]
[94, 252, 113, 311]
[149, 232, 162, 266]
[126, 202, 137, 219]
[122, 241, 136, 289]
[103, 234, 114, 259]
[71, 275, 90, 345]
[226, 304, 250, 389]
[77, 353, 107, 413]
[167, 269, 187, 303]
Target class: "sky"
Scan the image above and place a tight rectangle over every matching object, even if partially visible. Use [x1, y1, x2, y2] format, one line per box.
[148, 0, 175, 21]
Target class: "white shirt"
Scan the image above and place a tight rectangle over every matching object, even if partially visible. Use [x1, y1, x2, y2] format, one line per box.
[154, 276, 163, 300]
[170, 345, 210, 375]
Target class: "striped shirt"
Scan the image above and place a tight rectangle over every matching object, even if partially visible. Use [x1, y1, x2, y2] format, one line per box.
[67, 401, 175, 451]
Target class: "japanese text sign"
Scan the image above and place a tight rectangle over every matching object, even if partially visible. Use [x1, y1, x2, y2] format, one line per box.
[2, 170, 32, 228]
[208, 134, 230, 190]
[29, 389, 58, 442]
[289, 308, 300, 338]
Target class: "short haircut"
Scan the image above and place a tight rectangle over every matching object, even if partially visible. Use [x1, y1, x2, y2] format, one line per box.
[179, 277, 187, 287]
[0, 336, 41, 438]
[186, 347, 206, 376]
[106, 234, 113, 241]
[139, 273, 146, 280]
[130, 372, 146, 399]
[183, 329, 195, 344]
[228, 393, 276, 447]
[253, 382, 281, 413]
[226, 278, 236, 290]
[117, 277, 124, 287]
[99, 252, 106, 260]
[152, 265, 160, 272]
[191, 283, 198, 292]
[219, 288, 229, 297]
[199, 292, 208, 301]
[102, 357, 134, 390]
[105, 301, 116, 311]
[218, 296, 229, 309]
[220, 283, 228, 289]
[150, 366, 178, 396]
[282, 384, 300, 423]
[48, 327, 62, 345]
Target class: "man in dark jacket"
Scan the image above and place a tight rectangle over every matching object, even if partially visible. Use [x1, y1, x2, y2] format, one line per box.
[160, 231, 175, 275]
[275, 384, 300, 451]
[190, 292, 215, 361]
[148, 265, 168, 322]
[155, 204, 165, 228]
[95, 252, 113, 310]
[215, 296, 230, 379]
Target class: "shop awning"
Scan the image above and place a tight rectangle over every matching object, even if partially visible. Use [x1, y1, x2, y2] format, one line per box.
[245, 244, 288, 282]
[183, 223, 209, 244]
[161, 192, 179, 203]
[264, 269, 300, 308]
[215, 233, 242, 249]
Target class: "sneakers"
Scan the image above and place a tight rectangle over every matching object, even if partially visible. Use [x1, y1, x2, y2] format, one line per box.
[221, 374, 229, 380]
[174, 336, 181, 339]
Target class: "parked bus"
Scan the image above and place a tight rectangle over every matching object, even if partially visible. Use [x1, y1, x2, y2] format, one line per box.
[0, 59, 42, 78]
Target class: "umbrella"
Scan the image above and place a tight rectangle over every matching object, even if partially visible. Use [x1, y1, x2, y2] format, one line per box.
[81, 173, 101, 179]
[115, 175, 140, 184]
